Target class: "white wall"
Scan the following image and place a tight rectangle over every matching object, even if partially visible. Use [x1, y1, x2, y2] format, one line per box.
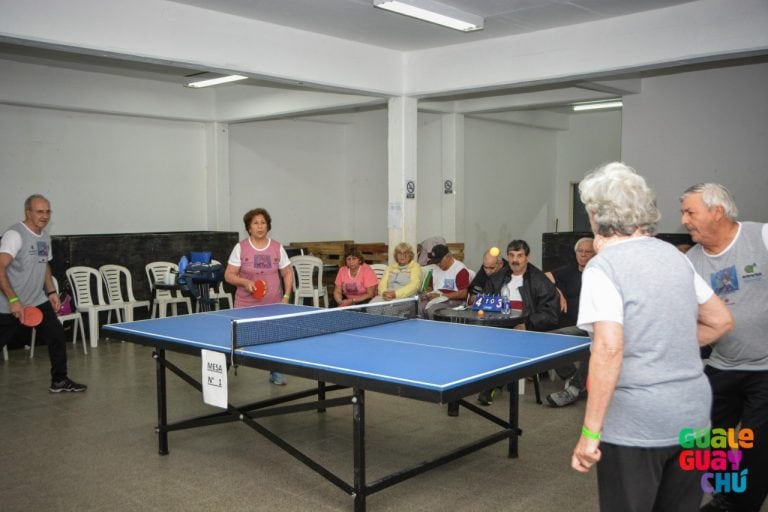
[622, 61, 768, 232]
[0, 104, 207, 235]
[3, 61, 766, 258]
[416, 113, 444, 241]
[227, 108, 388, 246]
[554, 111, 623, 231]
[463, 117, 558, 269]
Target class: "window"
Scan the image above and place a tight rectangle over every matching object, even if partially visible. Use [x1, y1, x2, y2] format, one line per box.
[572, 182, 590, 232]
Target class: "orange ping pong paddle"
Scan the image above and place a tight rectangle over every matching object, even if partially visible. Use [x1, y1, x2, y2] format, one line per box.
[251, 279, 268, 299]
[21, 306, 43, 327]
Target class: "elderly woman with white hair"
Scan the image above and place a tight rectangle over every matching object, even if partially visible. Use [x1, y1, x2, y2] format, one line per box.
[371, 242, 422, 303]
[570, 162, 733, 510]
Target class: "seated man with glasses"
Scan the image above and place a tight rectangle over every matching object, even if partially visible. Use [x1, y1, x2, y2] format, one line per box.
[468, 248, 511, 303]
[544, 237, 595, 407]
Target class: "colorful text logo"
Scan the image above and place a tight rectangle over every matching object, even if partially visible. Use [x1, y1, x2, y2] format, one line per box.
[678, 427, 753, 494]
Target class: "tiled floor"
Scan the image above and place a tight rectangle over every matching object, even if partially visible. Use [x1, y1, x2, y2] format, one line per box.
[3, 339, 758, 512]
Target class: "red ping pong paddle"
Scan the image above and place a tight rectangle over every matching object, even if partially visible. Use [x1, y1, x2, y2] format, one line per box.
[251, 279, 268, 299]
[21, 306, 43, 327]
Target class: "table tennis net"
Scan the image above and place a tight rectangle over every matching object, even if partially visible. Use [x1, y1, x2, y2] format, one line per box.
[232, 297, 418, 349]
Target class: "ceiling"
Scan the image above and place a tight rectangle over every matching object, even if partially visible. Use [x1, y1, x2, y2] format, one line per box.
[168, 0, 698, 52]
[0, 0, 700, 92]
[1, 0, 759, 118]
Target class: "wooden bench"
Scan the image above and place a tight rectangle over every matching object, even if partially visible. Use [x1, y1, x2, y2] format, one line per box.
[447, 243, 464, 261]
[349, 243, 389, 265]
[288, 241, 465, 265]
[286, 240, 353, 267]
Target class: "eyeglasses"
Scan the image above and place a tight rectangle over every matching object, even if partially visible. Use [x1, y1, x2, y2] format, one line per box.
[576, 250, 595, 255]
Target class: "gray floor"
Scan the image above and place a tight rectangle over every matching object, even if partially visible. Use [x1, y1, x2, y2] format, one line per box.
[2, 338, 756, 512]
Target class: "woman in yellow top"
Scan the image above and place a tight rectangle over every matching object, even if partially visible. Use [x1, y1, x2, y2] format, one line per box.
[371, 242, 422, 302]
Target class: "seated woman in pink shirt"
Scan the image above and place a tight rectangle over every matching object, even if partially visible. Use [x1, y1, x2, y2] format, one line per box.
[333, 247, 378, 306]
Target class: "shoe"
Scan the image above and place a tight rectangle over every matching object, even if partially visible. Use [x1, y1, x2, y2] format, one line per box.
[269, 372, 286, 386]
[447, 401, 459, 417]
[545, 384, 582, 407]
[50, 378, 87, 393]
[477, 387, 499, 406]
[700, 494, 733, 511]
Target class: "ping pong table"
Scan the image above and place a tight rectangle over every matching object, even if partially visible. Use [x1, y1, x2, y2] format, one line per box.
[102, 303, 590, 512]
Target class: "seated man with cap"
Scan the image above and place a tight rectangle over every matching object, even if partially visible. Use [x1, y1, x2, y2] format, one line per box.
[418, 244, 470, 320]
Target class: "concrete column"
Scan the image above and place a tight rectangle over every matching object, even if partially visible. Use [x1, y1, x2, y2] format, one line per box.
[387, 97, 418, 261]
[441, 113, 464, 242]
[204, 122, 230, 231]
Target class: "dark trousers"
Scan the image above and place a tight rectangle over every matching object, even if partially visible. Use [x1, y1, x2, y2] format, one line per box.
[551, 326, 589, 389]
[597, 442, 702, 512]
[0, 301, 68, 382]
[704, 366, 768, 512]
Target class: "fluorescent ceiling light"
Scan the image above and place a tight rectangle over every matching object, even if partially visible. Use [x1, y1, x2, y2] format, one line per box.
[186, 75, 247, 88]
[373, 0, 484, 32]
[573, 100, 623, 112]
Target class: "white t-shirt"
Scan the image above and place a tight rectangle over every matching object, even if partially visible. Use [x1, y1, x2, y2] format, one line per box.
[577, 238, 713, 333]
[227, 238, 290, 269]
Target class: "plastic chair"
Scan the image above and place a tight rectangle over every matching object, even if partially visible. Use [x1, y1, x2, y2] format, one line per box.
[370, 263, 388, 281]
[66, 266, 124, 348]
[145, 262, 192, 318]
[99, 264, 150, 322]
[290, 255, 329, 308]
[31, 276, 87, 357]
[205, 259, 232, 310]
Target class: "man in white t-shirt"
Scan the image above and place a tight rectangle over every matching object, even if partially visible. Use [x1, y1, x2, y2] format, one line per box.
[1, 194, 87, 393]
[418, 244, 470, 320]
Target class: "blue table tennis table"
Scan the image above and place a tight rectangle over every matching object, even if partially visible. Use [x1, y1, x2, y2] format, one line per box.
[103, 303, 590, 512]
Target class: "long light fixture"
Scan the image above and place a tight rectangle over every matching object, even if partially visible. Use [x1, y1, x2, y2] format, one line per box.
[185, 74, 247, 88]
[373, 0, 484, 32]
[573, 100, 623, 112]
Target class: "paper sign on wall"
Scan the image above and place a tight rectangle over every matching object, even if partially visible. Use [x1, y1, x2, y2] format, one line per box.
[201, 349, 228, 409]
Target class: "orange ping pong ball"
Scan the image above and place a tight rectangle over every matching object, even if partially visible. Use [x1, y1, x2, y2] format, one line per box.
[489, 247, 500, 257]
[477, 310, 485, 316]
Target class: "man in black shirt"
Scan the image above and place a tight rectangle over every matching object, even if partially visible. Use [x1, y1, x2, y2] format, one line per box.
[544, 237, 593, 407]
[468, 249, 510, 303]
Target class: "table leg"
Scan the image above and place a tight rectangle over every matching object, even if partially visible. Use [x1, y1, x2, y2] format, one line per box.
[318, 381, 327, 413]
[353, 388, 366, 512]
[508, 379, 520, 458]
[154, 348, 169, 455]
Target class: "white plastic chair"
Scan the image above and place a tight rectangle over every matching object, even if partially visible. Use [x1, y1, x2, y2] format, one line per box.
[205, 259, 232, 311]
[99, 264, 150, 322]
[370, 263, 388, 281]
[145, 262, 192, 318]
[290, 255, 329, 308]
[66, 266, 124, 348]
[31, 276, 87, 357]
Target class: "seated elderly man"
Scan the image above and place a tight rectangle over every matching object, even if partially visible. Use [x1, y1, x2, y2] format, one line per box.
[544, 237, 594, 407]
[371, 242, 422, 303]
[418, 244, 470, 320]
[469, 248, 511, 302]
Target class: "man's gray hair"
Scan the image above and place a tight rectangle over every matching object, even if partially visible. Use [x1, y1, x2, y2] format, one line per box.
[579, 162, 661, 236]
[680, 183, 739, 221]
[24, 194, 49, 211]
[573, 237, 594, 253]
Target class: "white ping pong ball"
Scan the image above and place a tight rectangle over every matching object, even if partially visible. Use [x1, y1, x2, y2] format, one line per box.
[489, 247, 500, 257]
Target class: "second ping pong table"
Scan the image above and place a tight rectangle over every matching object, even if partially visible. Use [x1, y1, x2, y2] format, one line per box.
[103, 303, 590, 512]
